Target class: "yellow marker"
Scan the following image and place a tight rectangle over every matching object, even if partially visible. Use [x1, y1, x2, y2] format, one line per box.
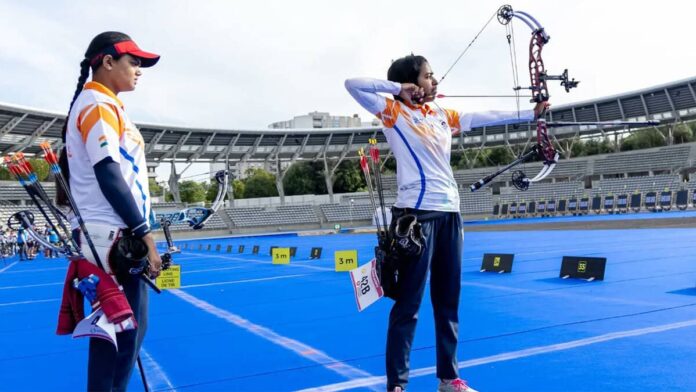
[155, 264, 181, 289]
[272, 247, 291, 264]
[335, 250, 358, 272]
[577, 261, 587, 273]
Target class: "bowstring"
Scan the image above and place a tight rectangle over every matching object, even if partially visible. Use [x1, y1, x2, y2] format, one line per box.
[434, 8, 525, 172]
[438, 8, 499, 86]
[506, 20, 521, 122]
[505, 19, 528, 173]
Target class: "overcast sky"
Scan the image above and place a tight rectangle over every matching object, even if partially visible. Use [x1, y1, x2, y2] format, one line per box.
[1, 0, 694, 181]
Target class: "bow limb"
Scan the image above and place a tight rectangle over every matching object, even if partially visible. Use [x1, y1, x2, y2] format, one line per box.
[471, 5, 576, 191]
[190, 170, 229, 230]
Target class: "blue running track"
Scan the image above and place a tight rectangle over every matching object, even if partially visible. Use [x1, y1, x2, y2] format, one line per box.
[1, 223, 695, 391]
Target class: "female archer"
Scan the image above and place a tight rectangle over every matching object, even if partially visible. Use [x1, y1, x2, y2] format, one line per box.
[345, 55, 547, 392]
[59, 31, 162, 390]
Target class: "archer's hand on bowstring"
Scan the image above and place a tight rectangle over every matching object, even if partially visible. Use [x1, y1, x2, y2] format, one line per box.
[534, 101, 551, 119]
[398, 83, 426, 105]
[142, 233, 163, 279]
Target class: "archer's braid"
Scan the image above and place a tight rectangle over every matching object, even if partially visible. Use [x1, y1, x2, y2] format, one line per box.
[61, 59, 90, 142]
[56, 59, 90, 206]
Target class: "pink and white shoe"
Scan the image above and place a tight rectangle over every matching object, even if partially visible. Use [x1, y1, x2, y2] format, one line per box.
[437, 378, 478, 392]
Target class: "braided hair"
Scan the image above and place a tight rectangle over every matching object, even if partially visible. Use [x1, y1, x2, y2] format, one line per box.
[57, 32, 131, 206]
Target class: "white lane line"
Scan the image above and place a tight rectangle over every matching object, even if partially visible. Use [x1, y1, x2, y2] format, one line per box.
[0, 270, 299, 291]
[2, 266, 66, 274]
[140, 347, 177, 391]
[0, 282, 62, 290]
[179, 274, 308, 289]
[183, 266, 247, 274]
[0, 262, 19, 274]
[297, 319, 696, 392]
[180, 252, 335, 272]
[461, 280, 664, 307]
[169, 289, 380, 392]
[0, 298, 60, 307]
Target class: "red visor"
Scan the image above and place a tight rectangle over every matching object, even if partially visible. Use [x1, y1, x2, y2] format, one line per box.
[90, 40, 160, 68]
[113, 40, 160, 67]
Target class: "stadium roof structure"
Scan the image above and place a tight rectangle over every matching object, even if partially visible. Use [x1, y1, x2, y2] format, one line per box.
[1, 76, 696, 166]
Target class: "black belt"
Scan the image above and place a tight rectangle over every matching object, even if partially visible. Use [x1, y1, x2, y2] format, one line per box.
[392, 207, 451, 222]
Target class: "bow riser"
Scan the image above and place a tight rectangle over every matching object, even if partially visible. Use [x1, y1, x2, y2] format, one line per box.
[529, 31, 550, 103]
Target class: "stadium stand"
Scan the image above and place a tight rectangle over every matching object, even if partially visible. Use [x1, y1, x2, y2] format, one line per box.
[152, 202, 184, 209]
[379, 175, 397, 191]
[499, 181, 586, 202]
[0, 204, 62, 229]
[460, 189, 494, 214]
[226, 205, 320, 228]
[152, 211, 228, 231]
[594, 174, 683, 195]
[2, 77, 696, 228]
[592, 145, 690, 175]
[321, 203, 375, 222]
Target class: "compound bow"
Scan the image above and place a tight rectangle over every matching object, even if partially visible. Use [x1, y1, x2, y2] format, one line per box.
[149, 169, 229, 257]
[439, 5, 658, 192]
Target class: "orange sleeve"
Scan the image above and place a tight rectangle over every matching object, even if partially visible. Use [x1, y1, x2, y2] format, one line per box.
[375, 98, 401, 128]
[444, 109, 460, 129]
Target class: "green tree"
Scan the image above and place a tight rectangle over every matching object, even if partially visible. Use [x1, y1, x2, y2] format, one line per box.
[569, 138, 585, 158]
[673, 123, 693, 144]
[487, 146, 515, 166]
[450, 150, 463, 168]
[204, 178, 231, 203]
[333, 160, 365, 193]
[283, 162, 324, 195]
[232, 179, 245, 199]
[28, 158, 50, 181]
[310, 161, 327, 194]
[581, 138, 614, 155]
[243, 168, 278, 198]
[179, 180, 206, 203]
[0, 166, 12, 181]
[204, 180, 216, 202]
[149, 179, 162, 197]
[383, 156, 397, 173]
[463, 149, 484, 169]
[621, 129, 665, 151]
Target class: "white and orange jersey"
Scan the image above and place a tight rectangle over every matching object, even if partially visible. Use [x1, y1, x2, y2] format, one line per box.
[345, 78, 534, 212]
[65, 81, 151, 228]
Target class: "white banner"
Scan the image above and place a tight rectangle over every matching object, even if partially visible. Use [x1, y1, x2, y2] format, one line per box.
[349, 258, 384, 311]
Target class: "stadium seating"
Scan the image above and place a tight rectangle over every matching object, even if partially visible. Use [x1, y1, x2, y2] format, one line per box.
[226, 205, 320, 227]
[321, 203, 375, 222]
[498, 181, 586, 203]
[592, 145, 690, 175]
[459, 189, 494, 214]
[594, 174, 682, 195]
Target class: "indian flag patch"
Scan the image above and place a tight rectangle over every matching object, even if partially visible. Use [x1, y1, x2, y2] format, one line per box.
[98, 135, 108, 148]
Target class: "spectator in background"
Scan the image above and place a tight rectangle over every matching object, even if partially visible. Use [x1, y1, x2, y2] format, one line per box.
[16, 227, 27, 261]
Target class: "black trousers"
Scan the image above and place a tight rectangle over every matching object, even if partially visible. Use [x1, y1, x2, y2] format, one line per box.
[386, 210, 462, 389]
[87, 274, 149, 392]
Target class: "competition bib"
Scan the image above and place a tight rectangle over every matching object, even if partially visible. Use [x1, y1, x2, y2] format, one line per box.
[349, 259, 384, 311]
